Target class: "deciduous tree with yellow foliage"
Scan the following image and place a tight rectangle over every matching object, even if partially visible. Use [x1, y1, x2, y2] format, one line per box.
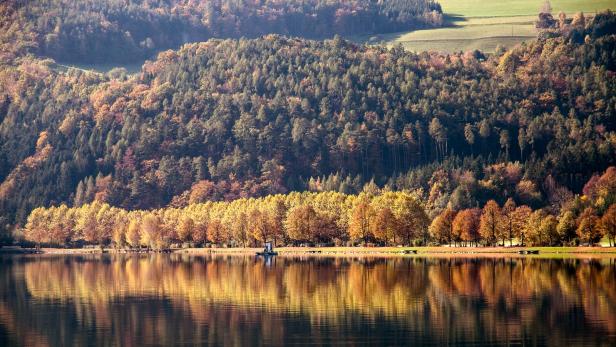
[479, 200, 502, 246]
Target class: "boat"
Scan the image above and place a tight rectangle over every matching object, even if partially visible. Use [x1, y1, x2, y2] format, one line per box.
[256, 242, 278, 256]
[256, 251, 278, 256]
[518, 250, 539, 254]
[401, 250, 417, 254]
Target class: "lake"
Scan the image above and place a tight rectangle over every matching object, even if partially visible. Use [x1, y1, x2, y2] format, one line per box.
[0, 254, 614, 346]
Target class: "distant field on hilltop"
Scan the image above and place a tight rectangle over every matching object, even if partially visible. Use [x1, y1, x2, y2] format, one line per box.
[370, 16, 538, 53]
[359, 0, 616, 53]
[438, 0, 615, 17]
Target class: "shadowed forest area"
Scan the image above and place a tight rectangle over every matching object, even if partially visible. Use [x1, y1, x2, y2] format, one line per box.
[0, 0, 443, 64]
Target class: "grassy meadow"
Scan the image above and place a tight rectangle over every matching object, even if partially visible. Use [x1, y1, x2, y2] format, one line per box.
[360, 0, 616, 53]
[438, 0, 614, 17]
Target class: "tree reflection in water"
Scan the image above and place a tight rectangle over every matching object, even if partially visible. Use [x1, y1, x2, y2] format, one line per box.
[0, 255, 614, 346]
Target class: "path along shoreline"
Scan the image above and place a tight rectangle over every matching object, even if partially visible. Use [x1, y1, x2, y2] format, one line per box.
[4, 246, 615, 257]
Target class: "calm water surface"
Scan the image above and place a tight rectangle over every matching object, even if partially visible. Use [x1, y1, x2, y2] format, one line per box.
[0, 254, 615, 346]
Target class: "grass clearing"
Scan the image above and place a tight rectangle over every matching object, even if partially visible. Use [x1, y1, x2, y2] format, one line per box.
[437, 0, 615, 18]
[356, 0, 616, 53]
[374, 16, 537, 53]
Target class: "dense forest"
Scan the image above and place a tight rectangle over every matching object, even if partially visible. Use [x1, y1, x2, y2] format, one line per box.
[0, 0, 443, 64]
[1, 9, 615, 245]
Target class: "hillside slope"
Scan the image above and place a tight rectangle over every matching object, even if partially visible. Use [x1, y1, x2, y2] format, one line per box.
[0, 12, 615, 234]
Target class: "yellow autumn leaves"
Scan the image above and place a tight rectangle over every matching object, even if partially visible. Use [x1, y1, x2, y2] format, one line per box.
[23, 191, 429, 249]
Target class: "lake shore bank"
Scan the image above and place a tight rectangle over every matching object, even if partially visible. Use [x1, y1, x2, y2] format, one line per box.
[5, 246, 616, 257]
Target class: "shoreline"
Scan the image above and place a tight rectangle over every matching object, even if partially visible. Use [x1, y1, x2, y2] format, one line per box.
[4, 246, 616, 257]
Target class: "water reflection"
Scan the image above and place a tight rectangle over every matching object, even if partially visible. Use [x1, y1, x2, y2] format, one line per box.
[0, 255, 615, 346]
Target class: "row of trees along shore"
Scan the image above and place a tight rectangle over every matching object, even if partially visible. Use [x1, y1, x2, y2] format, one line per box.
[21, 167, 616, 249]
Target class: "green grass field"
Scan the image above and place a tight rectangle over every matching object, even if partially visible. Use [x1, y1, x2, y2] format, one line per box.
[359, 0, 616, 53]
[371, 16, 538, 53]
[438, 0, 615, 17]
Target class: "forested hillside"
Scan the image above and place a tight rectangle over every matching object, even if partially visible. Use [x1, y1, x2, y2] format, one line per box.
[0, 0, 442, 64]
[0, 11, 615, 241]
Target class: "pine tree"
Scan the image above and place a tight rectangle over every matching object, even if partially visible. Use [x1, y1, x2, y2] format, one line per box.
[84, 176, 96, 204]
[74, 180, 85, 207]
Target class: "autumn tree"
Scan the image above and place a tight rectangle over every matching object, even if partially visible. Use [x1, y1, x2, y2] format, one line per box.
[49, 205, 73, 246]
[285, 204, 318, 244]
[525, 210, 545, 246]
[126, 219, 141, 248]
[556, 210, 576, 244]
[577, 207, 601, 246]
[501, 198, 516, 246]
[429, 208, 456, 245]
[229, 212, 249, 247]
[583, 167, 616, 212]
[512, 206, 532, 246]
[268, 199, 288, 246]
[599, 204, 616, 247]
[453, 208, 481, 246]
[540, 215, 558, 246]
[371, 207, 398, 245]
[479, 200, 502, 246]
[193, 219, 208, 246]
[207, 219, 225, 246]
[312, 211, 340, 244]
[177, 216, 194, 243]
[76, 204, 99, 245]
[392, 194, 429, 246]
[349, 198, 374, 244]
[95, 204, 115, 245]
[112, 210, 128, 248]
[141, 214, 161, 249]
[23, 207, 50, 247]
[250, 209, 272, 245]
